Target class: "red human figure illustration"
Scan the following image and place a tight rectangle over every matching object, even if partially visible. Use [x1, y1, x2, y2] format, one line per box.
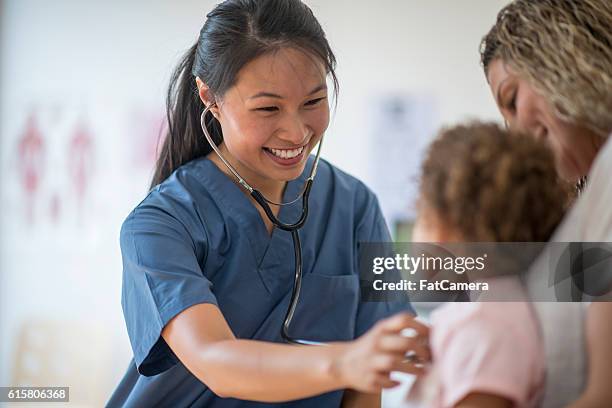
[17, 113, 45, 224]
[68, 121, 94, 217]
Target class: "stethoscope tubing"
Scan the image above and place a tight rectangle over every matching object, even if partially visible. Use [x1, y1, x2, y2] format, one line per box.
[199, 103, 325, 346]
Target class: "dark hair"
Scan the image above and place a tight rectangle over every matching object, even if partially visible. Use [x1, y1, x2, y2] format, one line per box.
[419, 122, 572, 242]
[150, 0, 339, 189]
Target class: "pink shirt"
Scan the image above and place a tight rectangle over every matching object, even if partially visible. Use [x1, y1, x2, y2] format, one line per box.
[404, 280, 545, 407]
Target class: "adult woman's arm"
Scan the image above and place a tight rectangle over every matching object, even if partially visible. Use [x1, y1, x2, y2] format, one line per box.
[162, 303, 429, 403]
[567, 302, 612, 408]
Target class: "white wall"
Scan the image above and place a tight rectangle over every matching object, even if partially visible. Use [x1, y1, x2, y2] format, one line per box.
[0, 1, 507, 406]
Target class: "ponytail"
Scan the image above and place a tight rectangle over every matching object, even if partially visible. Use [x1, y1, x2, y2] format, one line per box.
[150, 43, 222, 189]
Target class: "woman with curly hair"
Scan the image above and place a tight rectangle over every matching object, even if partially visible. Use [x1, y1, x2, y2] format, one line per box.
[481, 0, 611, 185]
[480, 1, 612, 407]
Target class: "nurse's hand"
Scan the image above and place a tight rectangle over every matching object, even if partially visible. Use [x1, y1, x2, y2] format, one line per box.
[335, 312, 430, 393]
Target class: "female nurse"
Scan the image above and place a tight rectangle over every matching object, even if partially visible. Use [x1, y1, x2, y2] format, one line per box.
[480, 0, 612, 406]
[107, 0, 428, 407]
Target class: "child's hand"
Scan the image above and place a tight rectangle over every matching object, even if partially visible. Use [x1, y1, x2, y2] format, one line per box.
[335, 312, 430, 393]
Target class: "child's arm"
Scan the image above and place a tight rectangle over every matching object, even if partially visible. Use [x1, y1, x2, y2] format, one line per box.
[567, 303, 612, 407]
[431, 303, 541, 408]
[454, 393, 512, 408]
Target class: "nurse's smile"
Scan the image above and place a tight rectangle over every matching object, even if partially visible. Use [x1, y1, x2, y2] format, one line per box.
[263, 143, 310, 167]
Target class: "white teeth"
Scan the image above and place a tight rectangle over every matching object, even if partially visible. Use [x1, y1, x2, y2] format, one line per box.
[268, 146, 304, 159]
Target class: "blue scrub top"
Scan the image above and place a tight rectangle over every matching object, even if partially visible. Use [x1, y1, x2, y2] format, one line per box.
[107, 155, 413, 407]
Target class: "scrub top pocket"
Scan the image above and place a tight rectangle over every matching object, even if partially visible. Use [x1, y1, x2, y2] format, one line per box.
[286, 273, 360, 342]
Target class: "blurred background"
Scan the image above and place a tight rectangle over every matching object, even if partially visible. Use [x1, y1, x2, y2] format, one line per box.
[0, 0, 508, 406]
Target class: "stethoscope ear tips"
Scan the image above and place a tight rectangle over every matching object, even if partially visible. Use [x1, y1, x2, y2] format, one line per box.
[204, 102, 220, 118]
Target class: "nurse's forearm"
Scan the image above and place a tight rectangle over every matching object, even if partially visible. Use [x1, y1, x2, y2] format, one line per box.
[341, 389, 381, 407]
[163, 304, 428, 402]
[195, 339, 347, 401]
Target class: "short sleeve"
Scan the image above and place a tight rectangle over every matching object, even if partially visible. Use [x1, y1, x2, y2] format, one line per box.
[433, 312, 537, 407]
[120, 194, 218, 377]
[354, 186, 414, 337]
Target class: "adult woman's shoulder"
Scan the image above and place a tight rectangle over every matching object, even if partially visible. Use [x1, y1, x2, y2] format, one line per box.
[552, 136, 612, 242]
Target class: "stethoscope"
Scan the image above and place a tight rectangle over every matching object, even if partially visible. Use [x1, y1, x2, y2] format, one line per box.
[200, 103, 325, 346]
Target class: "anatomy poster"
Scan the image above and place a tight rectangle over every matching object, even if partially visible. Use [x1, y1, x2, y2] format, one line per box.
[11, 107, 97, 227]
